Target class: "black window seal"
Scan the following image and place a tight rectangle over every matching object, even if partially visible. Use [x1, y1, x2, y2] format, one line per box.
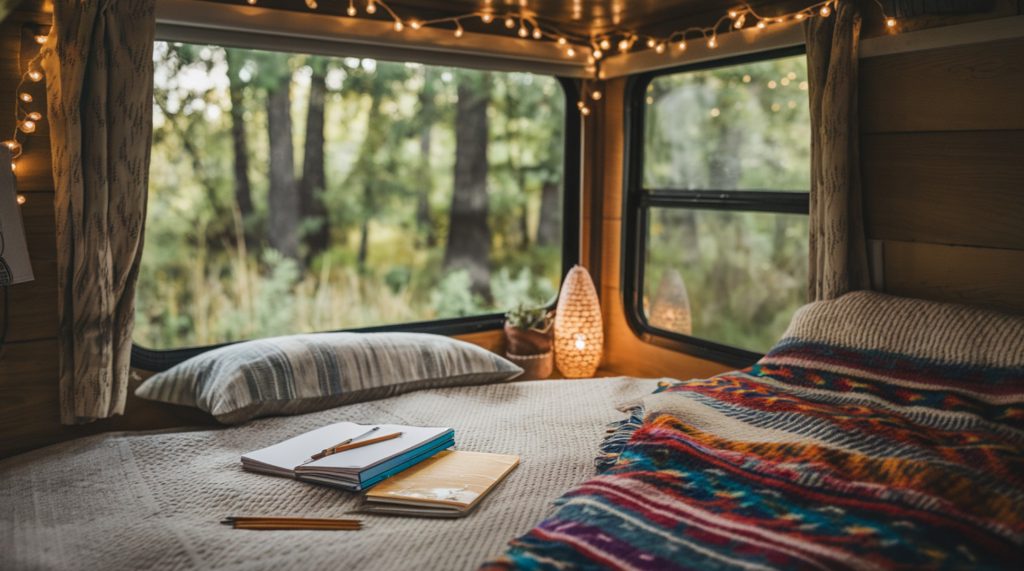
[132, 75, 581, 372]
[621, 46, 809, 370]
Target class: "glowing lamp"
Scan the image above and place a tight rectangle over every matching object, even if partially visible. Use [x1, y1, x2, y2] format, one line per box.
[553, 265, 603, 378]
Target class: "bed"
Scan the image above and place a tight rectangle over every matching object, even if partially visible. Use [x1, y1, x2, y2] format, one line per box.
[2, 292, 1022, 570]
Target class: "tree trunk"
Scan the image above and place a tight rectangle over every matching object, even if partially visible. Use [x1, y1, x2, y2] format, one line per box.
[444, 72, 492, 299]
[357, 182, 372, 272]
[416, 127, 436, 247]
[266, 79, 300, 261]
[300, 59, 330, 263]
[226, 51, 256, 249]
[536, 181, 560, 247]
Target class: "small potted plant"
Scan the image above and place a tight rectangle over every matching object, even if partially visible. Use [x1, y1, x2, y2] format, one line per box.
[504, 304, 554, 379]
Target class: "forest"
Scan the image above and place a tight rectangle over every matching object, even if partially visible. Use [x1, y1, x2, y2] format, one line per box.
[136, 42, 566, 349]
[136, 44, 809, 355]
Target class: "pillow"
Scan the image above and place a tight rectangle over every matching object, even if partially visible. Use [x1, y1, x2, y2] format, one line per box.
[135, 332, 524, 424]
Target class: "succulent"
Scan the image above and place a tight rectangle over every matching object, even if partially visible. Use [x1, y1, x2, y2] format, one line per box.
[504, 304, 553, 331]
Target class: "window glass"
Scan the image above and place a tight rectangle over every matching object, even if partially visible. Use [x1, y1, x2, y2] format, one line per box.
[136, 41, 566, 349]
[643, 54, 810, 192]
[643, 208, 808, 353]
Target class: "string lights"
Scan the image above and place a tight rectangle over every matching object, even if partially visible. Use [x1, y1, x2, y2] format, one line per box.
[5, 30, 48, 197]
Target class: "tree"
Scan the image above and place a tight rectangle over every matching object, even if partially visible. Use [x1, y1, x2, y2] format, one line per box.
[444, 71, 492, 298]
[299, 56, 330, 262]
[226, 49, 256, 249]
[262, 53, 301, 261]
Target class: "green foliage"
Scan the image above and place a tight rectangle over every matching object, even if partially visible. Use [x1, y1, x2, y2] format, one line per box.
[504, 304, 552, 331]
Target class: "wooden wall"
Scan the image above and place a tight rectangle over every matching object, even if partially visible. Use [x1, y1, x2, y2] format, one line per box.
[860, 35, 1024, 313]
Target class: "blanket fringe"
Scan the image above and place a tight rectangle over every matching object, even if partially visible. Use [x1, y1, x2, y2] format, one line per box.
[594, 406, 645, 473]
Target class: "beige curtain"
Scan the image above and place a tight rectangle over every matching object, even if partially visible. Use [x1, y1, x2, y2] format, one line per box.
[41, 0, 156, 424]
[805, 1, 870, 301]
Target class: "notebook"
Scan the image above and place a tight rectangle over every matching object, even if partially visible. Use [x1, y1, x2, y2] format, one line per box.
[360, 450, 519, 517]
[241, 422, 454, 491]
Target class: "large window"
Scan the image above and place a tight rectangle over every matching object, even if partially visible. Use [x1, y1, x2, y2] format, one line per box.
[135, 41, 576, 352]
[624, 49, 810, 362]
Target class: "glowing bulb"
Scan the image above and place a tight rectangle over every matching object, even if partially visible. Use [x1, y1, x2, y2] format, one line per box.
[19, 120, 36, 133]
[728, 10, 738, 18]
[517, 26, 528, 37]
[599, 39, 610, 50]
[557, 37, 566, 45]
[565, 47, 576, 57]
[481, 13, 493, 24]
[886, 17, 897, 28]
[677, 40, 687, 51]
[504, 17, 515, 29]
[246, 0, 257, 4]
[645, 38, 656, 48]
[591, 90, 602, 100]
[592, 49, 603, 59]
[34, 35, 47, 45]
[19, 93, 32, 103]
[795, 13, 806, 20]
[366, 1, 377, 14]
[409, 20, 421, 30]
[573, 334, 587, 350]
[2, 140, 20, 154]
[734, 15, 746, 29]
[393, 20, 404, 31]
[820, 5, 831, 17]
[27, 111, 41, 121]
[757, 20, 767, 29]
[346, 4, 356, 15]
[532, 28, 542, 39]
[655, 43, 665, 54]
[16, 193, 26, 204]
[580, 106, 590, 116]
[454, 26, 464, 38]
[707, 36, 717, 49]
[618, 39, 629, 51]
[28, 70, 43, 82]
[304, 0, 318, 8]
[10, 162, 16, 173]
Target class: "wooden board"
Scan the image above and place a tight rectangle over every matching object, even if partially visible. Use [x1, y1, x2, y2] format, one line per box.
[882, 240, 1024, 314]
[862, 130, 1024, 250]
[860, 37, 1024, 133]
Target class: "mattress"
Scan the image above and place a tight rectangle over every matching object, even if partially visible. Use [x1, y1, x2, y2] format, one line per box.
[0, 377, 663, 571]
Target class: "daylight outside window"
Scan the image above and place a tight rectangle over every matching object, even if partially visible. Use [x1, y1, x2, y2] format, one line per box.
[634, 51, 810, 355]
[136, 41, 568, 350]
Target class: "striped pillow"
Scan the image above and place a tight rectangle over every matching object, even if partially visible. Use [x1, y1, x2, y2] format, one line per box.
[135, 332, 524, 424]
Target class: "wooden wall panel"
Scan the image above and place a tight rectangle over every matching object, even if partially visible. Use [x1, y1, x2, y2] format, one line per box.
[860, 37, 1024, 133]
[862, 131, 1024, 250]
[882, 241, 1024, 313]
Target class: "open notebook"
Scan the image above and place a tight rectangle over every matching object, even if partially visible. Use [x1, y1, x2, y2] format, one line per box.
[360, 450, 519, 517]
[242, 422, 454, 491]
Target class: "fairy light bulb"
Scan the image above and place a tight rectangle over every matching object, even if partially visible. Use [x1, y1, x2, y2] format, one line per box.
[454, 25, 464, 38]
[592, 49, 603, 59]
[757, 20, 767, 29]
[304, 0, 318, 9]
[580, 106, 591, 116]
[655, 42, 665, 54]
[10, 162, 16, 173]
[481, 13, 493, 24]
[346, 1, 356, 16]
[409, 20, 421, 30]
[19, 92, 32, 103]
[2, 140, 20, 154]
[557, 37, 567, 45]
[19, 120, 36, 133]
[16, 193, 26, 204]
[646, 38, 656, 48]
[504, 16, 515, 29]
[27, 111, 41, 121]
[34, 35, 47, 45]
[599, 39, 610, 50]
[393, 20, 404, 31]
[366, 1, 377, 14]
[820, 4, 831, 17]
[565, 46, 576, 57]
[246, 0, 257, 5]
[795, 13, 806, 21]
[617, 38, 629, 51]
[734, 15, 746, 29]
[517, 25, 528, 37]
[886, 17, 897, 28]
[591, 90, 602, 100]
[707, 35, 718, 49]
[28, 70, 43, 82]
[728, 9, 738, 18]
[677, 40, 687, 51]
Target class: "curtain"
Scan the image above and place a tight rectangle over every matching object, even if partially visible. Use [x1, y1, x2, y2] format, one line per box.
[41, 0, 156, 424]
[804, 1, 870, 301]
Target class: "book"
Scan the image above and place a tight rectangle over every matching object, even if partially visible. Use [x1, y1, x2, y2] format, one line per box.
[360, 450, 519, 518]
[241, 422, 454, 491]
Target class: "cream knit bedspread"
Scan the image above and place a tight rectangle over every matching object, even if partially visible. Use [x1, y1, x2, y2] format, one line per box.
[1, 377, 663, 571]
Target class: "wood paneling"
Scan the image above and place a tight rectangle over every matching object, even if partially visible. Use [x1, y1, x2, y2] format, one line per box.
[860, 37, 1024, 133]
[882, 240, 1024, 314]
[862, 130, 1024, 249]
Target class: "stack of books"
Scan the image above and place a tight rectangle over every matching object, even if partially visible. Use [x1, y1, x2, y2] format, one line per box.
[242, 422, 454, 491]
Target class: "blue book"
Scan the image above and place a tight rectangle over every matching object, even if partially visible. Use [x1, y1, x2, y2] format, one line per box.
[242, 422, 454, 491]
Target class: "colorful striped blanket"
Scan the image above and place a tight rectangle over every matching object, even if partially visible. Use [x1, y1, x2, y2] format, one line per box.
[483, 293, 1024, 570]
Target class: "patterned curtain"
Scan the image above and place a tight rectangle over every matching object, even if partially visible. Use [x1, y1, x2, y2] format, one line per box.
[804, 1, 870, 301]
[41, 0, 156, 424]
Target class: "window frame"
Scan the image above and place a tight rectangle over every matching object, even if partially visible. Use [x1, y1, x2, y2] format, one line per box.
[621, 46, 810, 369]
[132, 40, 582, 372]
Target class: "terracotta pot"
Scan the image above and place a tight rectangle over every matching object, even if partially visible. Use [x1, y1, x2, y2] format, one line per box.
[503, 322, 553, 355]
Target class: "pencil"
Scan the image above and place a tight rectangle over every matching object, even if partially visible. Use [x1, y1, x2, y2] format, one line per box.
[309, 431, 403, 461]
[222, 516, 363, 530]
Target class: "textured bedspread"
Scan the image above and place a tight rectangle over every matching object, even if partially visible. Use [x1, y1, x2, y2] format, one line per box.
[0, 377, 662, 571]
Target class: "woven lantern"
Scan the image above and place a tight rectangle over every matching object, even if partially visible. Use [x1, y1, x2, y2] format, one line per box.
[648, 269, 692, 335]
[553, 265, 603, 378]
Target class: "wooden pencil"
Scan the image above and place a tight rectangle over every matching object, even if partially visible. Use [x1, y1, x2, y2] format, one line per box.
[222, 516, 363, 530]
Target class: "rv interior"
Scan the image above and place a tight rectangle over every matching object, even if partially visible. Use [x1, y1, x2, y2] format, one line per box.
[0, 0, 1022, 569]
